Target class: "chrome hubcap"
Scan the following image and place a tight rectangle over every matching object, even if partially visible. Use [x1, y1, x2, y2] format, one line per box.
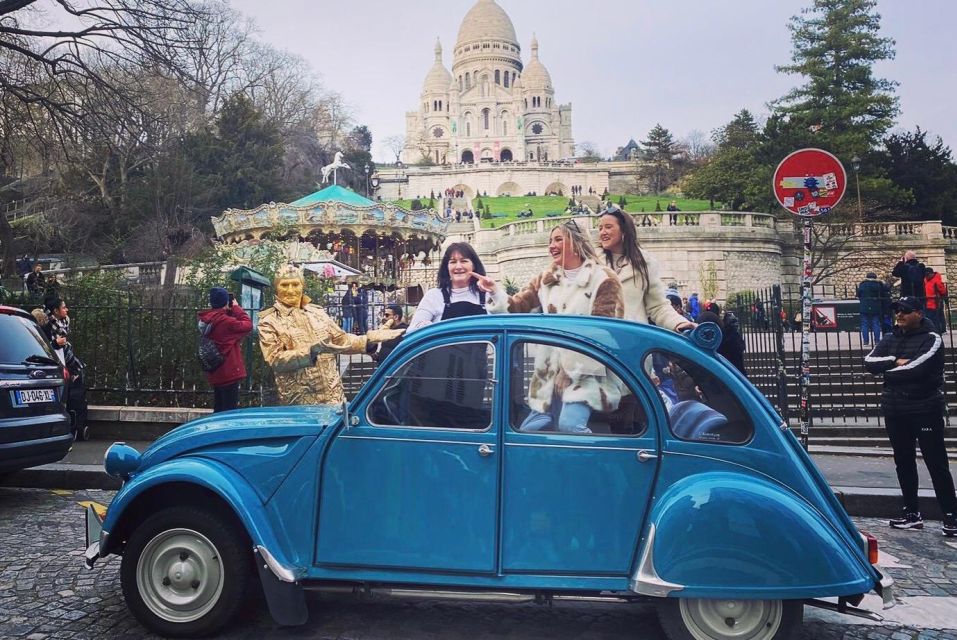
[136, 528, 224, 623]
[679, 599, 782, 640]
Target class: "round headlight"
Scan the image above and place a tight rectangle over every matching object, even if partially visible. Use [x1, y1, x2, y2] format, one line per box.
[104, 443, 142, 479]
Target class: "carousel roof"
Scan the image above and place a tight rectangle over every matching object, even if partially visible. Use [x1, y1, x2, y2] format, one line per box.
[289, 185, 376, 208]
[211, 185, 448, 244]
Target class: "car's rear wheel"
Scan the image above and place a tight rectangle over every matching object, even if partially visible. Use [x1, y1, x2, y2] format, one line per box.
[658, 598, 802, 640]
[120, 506, 253, 638]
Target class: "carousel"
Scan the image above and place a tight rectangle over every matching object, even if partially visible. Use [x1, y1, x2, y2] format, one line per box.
[211, 184, 449, 290]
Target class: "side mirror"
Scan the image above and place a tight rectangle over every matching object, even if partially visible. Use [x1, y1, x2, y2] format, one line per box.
[340, 399, 350, 429]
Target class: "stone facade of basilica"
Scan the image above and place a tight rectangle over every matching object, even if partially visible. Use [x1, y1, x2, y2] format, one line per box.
[401, 0, 574, 167]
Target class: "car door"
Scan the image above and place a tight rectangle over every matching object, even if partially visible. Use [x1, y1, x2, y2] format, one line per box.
[500, 335, 659, 576]
[316, 337, 502, 573]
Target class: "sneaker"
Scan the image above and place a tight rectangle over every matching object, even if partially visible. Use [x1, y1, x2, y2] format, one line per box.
[889, 511, 924, 530]
[943, 513, 957, 537]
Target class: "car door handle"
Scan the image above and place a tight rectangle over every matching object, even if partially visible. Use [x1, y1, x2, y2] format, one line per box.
[637, 450, 657, 463]
[478, 444, 495, 457]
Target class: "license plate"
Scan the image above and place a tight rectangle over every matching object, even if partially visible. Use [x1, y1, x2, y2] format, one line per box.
[13, 388, 56, 405]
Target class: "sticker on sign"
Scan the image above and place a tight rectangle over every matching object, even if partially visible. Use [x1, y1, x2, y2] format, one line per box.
[773, 148, 847, 218]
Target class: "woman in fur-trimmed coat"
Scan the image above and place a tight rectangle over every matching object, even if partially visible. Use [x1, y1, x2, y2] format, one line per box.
[476, 221, 624, 434]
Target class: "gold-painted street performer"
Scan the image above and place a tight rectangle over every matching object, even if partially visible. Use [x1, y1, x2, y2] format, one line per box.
[259, 265, 404, 405]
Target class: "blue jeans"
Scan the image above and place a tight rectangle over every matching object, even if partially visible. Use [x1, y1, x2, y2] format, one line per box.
[342, 317, 354, 333]
[520, 402, 592, 434]
[860, 314, 881, 345]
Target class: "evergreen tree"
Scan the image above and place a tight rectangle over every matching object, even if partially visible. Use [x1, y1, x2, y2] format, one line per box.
[877, 127, 957, 223]
[640, 124, 676, 193]
[684, 110, 769, 211]
[190, 93, 284, 211]
[773, 0, 898, 156]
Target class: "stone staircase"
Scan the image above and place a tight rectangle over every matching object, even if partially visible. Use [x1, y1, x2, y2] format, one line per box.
[579, 195, 602, 213]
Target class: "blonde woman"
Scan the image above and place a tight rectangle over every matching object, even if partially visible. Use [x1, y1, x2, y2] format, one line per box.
[474, 220, 624, 433]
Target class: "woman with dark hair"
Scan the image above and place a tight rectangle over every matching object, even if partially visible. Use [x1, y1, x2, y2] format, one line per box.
[596, 206, 694, 332]
[407, 242, 488, 332]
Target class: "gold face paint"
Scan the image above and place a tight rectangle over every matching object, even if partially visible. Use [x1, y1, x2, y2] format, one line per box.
[276, 278, 304, 308]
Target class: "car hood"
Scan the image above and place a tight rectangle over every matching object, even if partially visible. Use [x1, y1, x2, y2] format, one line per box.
[137, 405, 342, 470]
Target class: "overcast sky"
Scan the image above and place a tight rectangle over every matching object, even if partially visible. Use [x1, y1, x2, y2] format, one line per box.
[228, 0, 956, 163]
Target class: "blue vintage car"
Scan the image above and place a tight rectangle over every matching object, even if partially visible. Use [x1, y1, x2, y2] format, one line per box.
[83, 316, 893, 639]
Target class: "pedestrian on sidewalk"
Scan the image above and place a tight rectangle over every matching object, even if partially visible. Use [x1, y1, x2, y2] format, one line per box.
[892, 251, 926, 302]
[39, 298, 89, 440]
[856, 271, 887, 345]
[923, 267, 947, 333]
[863, 296, 957, 536]
[198, 287, 253, 413]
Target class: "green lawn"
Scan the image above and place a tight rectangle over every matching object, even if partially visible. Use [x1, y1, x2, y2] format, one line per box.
[386, 194, 712, 228]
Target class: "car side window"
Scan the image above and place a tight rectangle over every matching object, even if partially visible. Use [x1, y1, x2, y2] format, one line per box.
[643, 351, 754, 444]
[367, 341, 495, 430]
[509, 341, 647, 436]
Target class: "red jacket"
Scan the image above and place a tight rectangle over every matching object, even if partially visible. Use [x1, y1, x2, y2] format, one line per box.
[197, 304, 253, 386]
[923, 273, 947, 310]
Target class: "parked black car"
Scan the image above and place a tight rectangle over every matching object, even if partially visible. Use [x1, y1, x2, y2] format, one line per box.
[0, 306, 73, 473]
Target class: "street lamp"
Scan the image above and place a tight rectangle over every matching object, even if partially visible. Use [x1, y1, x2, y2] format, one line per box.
[364, 163, 370, 197]
[851, 155, 863, 223]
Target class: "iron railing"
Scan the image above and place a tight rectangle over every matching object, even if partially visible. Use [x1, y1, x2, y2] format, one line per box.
[725, 285, 956, 427]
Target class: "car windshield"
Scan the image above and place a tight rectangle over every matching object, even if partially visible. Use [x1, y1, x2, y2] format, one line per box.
[0, 314, 57, 363]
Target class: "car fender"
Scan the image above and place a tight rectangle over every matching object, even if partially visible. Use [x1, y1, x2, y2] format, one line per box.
[636, 471, 876, 600]
[100, 457, 302, 579]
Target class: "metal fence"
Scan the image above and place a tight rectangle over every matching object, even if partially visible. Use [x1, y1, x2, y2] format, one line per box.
[725, 285, 957, 427]
[5, 288, 414, 408]
[9, 281, 955, 427]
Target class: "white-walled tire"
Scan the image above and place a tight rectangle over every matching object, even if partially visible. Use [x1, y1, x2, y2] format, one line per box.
[120, 506, 253, 638]
[658, 598, 802, 640]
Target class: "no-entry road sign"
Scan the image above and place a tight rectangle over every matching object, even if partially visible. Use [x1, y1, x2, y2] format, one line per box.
[773, 148, 847, 218]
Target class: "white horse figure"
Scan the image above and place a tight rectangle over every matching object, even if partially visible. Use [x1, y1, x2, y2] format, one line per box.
[321, 151, 351, 185]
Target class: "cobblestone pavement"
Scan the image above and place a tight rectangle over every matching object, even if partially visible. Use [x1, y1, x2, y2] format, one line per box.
[0, 487, 955, 640]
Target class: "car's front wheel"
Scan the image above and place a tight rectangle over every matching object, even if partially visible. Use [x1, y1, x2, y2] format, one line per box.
[658, 598, 803, 640]
[120, 506, 253, 638]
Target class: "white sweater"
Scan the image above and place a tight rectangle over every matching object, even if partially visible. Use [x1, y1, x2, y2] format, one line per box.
[407, 287, 485, 332]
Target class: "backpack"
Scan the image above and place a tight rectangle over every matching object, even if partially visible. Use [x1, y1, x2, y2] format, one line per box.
[197, 321, 225, 372]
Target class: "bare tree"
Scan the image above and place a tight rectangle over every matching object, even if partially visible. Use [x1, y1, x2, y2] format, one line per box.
[0, 0, 205, 124]
[680, 129, 716, 165]
[577, 140, 602, 160]
[314, 90, 354, 150]
[382, 135, 405, 164]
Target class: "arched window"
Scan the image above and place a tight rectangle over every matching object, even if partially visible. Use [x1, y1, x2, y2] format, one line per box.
[466, 120, 471, 137]
[524, 99, 528, 109]
[501, 111, 510, 136]
[495, 70, 501, 85]
[504, 71, 510, 88]
[465, 73, 471, 90]
[482, 109, 490, 130]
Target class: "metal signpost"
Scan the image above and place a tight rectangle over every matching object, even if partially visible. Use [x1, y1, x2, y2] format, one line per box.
[773, 148, 847, 450]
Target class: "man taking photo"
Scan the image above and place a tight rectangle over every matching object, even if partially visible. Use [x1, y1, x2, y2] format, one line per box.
[864, 296, 957, 536]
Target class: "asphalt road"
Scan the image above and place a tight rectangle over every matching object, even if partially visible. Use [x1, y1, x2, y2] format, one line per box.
[1, 487, 955, 640]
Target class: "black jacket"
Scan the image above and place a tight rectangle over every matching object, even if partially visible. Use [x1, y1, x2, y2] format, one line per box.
[856, 278, 887, 316]
[892, 258, 926, 299]
[717, 322, 747, 376]
[864, 317, 944, 415]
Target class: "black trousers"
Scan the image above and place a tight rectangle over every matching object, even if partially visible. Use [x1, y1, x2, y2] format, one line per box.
[213, 382, 240, 413]
[884, 411, 957, 514]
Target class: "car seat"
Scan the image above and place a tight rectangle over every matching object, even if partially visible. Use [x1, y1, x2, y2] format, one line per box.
[669, 400, 729, 441]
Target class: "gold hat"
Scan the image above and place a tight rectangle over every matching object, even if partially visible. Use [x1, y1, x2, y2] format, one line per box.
[274, 264, 304, 287]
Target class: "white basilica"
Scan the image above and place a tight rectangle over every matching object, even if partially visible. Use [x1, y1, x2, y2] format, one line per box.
[401, 0, 574, 166]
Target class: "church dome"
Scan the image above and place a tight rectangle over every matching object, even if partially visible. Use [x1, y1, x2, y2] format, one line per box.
[455, 0, 518, 48]
[522, 36, 552, 91]
[423, 39, 452, 93]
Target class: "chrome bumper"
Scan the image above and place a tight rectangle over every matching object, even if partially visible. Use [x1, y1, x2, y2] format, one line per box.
[83, 504, 106, 569]
[874, 564, 896, 609]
